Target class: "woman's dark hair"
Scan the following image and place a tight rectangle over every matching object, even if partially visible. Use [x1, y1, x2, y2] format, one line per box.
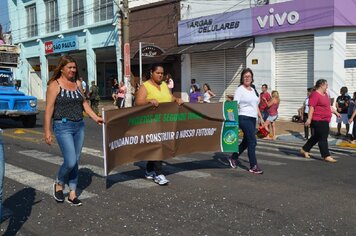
[47, 55, 79, 85]
[314, 79, 327, 90]
[239, 68, 258, 97]
[240, 68, 254, 85]
[191, 85, 199, 93]
[147, 63, 164, 79]
[203, 83, 211, 90]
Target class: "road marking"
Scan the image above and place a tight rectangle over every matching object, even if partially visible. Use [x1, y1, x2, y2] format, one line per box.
[18, 150, 156, 189]
[82, 147, 104, 159]
[5, 163, 97, 199]
[2, 132, 42, 144]
[174, 154, 286, 166]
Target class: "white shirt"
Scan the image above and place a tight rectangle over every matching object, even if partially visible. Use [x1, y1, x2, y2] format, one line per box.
[203, 92, 211, 103]
[304, 98, 309, 113]
[233, 86, 259, 118]
[82, 80, 86, 90]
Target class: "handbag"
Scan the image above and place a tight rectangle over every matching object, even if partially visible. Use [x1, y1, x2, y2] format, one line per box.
[258, 125, 269, 137]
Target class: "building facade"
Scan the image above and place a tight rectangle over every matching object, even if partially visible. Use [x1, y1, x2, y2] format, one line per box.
[176, 0, 356, 122]
[8, 0, 119, 99]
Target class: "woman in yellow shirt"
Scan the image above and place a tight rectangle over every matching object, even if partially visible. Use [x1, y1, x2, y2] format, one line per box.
[135, 64, 183, 185]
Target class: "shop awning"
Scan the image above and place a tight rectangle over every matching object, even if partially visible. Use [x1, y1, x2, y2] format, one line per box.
[163, 37, 254, 55]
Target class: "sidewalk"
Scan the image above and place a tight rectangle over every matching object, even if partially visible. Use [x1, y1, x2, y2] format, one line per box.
[36, 99, 356, 149]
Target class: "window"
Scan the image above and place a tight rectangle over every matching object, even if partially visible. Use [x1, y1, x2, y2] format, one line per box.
[46, 0, 59, 33]
[26, 5, 38, 38]
[68, 0, 84, 28]
[94, 0, 113, 22]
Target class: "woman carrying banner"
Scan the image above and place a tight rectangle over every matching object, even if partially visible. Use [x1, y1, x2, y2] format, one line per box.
[135, 63, 183, 185]
[227, 68, 265, 174]
[44, 56, 103, 206]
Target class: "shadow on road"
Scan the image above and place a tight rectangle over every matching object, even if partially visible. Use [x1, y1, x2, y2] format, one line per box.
[285, 129, 304, 139]
[1, 188, 40, 235]
[77, 167, 102, 196]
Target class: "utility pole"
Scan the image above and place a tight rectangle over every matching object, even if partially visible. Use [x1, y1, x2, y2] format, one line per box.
[121, 0, 132, 107]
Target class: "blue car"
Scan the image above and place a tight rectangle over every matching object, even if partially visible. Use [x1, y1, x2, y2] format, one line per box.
[0, 69, 38, 128]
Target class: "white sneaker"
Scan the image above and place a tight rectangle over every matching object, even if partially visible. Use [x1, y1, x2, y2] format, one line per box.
[154, 174, 169, 185]
[145, 171, 156, 180]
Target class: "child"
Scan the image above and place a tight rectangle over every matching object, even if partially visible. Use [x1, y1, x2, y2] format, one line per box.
[302, 88, 314, 140]
[263, 90, 280, 140]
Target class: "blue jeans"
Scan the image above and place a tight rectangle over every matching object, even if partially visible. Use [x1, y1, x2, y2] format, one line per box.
[53, 120, 85, 191]
[232, 115, 258, 168]
[0, 130, 4, 220]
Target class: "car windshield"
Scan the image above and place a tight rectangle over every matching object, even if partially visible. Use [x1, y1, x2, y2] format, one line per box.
[0, 74, 15, 87]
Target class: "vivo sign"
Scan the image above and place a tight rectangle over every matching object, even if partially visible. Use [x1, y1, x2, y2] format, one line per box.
[179, 0, 351, 44]
[257, 8, 299, 29]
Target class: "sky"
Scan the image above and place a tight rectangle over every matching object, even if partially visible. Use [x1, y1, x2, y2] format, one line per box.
[0, 0, 10, 32]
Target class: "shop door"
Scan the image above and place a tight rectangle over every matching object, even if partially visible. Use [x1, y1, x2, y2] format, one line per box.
[346, 33, 356, 94]
[191, 48, 246, 102]
[275, 35, 314, 119]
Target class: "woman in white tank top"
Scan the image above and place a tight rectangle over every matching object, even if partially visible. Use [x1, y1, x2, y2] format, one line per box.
[202, 83, 216, 103]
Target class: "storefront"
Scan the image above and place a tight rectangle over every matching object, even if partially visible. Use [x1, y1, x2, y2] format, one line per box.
[346, 33, 356, 94]
[178, 0, 356, 120]
[17, 24, 120, 100]
[129, 0, 181, 94]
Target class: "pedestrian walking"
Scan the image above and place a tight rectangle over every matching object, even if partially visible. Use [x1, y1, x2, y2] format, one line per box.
[300, 79, 340, 163]
[44, 56, 103, 206]
[227, 68, 265, 174]
[135, 63, 183, 185]
[190, 79, 200, 93]
[302, 88, 314, 140]
[348, 92, 356, 142]
[111, 78, 119, 105]
[79, 77, 86, 96]
[166, 73, 174, 92]
[116, 80, 126, 108]
[335, 86, 351, 136]
[258, 84, 271, 125]
[263, 90, 280, 140]
[88, 81, 100, 115]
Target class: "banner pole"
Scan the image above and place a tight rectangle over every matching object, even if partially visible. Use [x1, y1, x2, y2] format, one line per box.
[102, 108, 107, 176]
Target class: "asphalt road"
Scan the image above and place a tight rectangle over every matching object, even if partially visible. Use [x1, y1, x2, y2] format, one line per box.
[1, 112, 356, 235]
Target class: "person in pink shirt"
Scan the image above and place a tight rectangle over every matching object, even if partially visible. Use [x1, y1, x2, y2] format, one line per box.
[262, 90, 280, 140]
[300, 79, 340, 163]
[259, 84, 271, 124]
[116, 80, 126, 108]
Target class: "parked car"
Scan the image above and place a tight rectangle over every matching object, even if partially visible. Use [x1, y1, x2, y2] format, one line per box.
[0, 69, 38, 127]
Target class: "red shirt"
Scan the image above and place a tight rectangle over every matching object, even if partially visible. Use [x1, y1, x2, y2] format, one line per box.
[309, 91, 332, 122]
[259, 92, 271, 111]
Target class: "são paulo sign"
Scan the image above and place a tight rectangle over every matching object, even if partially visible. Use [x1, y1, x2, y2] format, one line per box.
[45, 36, 79, 54]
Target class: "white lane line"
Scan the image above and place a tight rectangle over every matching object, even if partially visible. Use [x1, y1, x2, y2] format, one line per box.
[5, 163, 97, 199]
[82, 147, 104, 158]
[173, 155, 286, 166]
[18, 150, 156, 189]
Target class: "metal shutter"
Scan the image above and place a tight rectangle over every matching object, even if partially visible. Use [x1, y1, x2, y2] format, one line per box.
[275, 35, 314, 119]
[346, 33, 356, 94]
[191, 48, 246, 102]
